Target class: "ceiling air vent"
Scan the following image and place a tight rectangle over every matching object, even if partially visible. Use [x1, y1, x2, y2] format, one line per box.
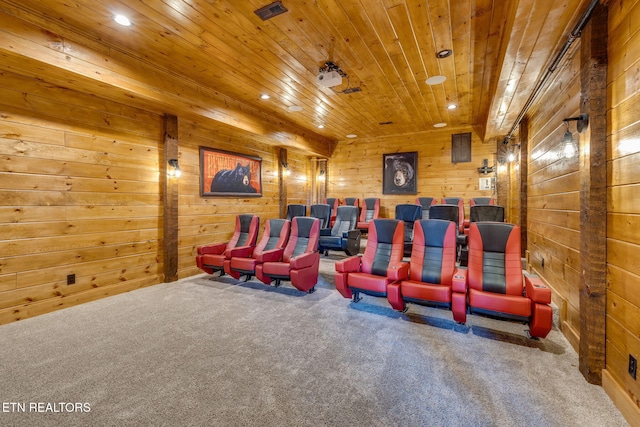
[254, 1, 288, 21]
[379, 121, 393, 125]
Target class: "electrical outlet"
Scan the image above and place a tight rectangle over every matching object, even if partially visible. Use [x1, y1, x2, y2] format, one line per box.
[67, 274, 76, 285]
[629, 354, 637, 380]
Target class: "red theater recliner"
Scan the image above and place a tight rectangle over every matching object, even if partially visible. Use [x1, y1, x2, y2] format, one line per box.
[225, 218, 291, 281]
[324, 197, 340, 226]
[388, 219, 467, 323]
[466, 222, 553, 339]
[357, 197, 380, 232]
[334, 219, 408, 303]
[470, 197, 495, 206]
[255, 217, 321, 293]
[441, 197, 465, 234]
[196, 214, 260, 276]
[416, 197, 438, 220]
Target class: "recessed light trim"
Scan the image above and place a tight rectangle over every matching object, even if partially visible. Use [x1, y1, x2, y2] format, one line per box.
[447, 104, 457, 110]
[436, 49, 453, 59]
[346, 134, 357, 139]
[433, 123, 447, 128]
[287, 105, 302, 112]
[426, 75, 446, 85]
[260, 94, 270, 100]
[114, 15, 131, 26]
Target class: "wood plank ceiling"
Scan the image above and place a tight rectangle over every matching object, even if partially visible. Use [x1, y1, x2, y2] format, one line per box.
[0, 0, 590, 155]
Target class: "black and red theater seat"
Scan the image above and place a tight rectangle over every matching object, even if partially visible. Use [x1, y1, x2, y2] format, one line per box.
[470, 197, 495, 206]
[324, 197, 339, 226]
[395, 203, 423, 256]
[416, 197, 438, 220]
[334, 219, 408, 303]
[255, 217, 321, 293]
[196, 214, 259, 276]
[318, 206, 360, 256]
[469, 204, 505, 223]
[467, 222, 553, 339]
[225, 218, 291, 281]
[356, 197, 380, 232]
[387, 219, 467, 323]
[441, 197, 465, 234]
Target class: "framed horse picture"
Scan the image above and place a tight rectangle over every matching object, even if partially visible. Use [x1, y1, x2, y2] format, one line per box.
[200, 147, 262, 197]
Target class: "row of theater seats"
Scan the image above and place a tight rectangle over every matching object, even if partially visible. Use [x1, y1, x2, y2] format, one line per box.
[287, 197, 506, 266]
[195, 215, 322, 293]
[334, 218, 553, 339]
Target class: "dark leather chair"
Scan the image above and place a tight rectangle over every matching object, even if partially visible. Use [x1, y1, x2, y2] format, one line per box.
[318, 206, 360, 256]
[388, 219, 467, 323]
[255, 217, 321, 293]
[286, 204, 307, 220]
[325, 197, 340, 226]
[357, 197, 380, 232]
[466, 222, 553, 338]
[441, 197, 465, 234]
[196, 214, 259, 276]
[470, 205, 505, 223]
[343, 197, 360, 208]
[225, 219, 291, 281]
[334, 219, 408, 303]
[416, 197, 438, 220]
[470, 197, 495, 206]
[395, 204, 422, 257]
[310, 203, 331, 230]
[430, 204, 467, 265]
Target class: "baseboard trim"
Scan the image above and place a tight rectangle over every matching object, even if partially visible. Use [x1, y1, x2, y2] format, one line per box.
[603, 369, 640, 427]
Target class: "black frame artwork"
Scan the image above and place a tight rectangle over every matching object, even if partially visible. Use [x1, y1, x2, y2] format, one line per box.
[382, 151, 418, 195]
[200, 147, 262, 197]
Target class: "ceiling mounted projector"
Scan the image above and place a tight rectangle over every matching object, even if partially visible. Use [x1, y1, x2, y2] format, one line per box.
[317, 70, 343, 88]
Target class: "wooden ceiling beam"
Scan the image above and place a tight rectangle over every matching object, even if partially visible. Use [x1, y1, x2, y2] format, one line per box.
[0, 9, 334, 157]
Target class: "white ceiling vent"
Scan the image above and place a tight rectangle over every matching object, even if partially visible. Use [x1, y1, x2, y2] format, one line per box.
[254, 2, 288, 21]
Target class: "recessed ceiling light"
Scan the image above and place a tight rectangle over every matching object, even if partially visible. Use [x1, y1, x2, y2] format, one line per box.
[436, 49, 453, 59]
[260, 94, 270, 100]
[318, 124, 324, 129]
[433, 123, 447, 128]
[287, 105, 302, 112]
[346, 134, 357, 139]
[426, 75, 446, 85]
[447, 104, 457, 110]
[114, 15, 132, 26]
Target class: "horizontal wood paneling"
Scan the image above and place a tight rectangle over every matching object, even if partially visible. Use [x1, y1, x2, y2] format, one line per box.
[0, 69, 163, 324]
[327, 128, 495, 218]
[525, 40, 582, 343]
[607, 0, 640, 418]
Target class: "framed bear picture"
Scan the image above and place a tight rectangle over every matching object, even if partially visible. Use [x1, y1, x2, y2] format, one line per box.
[199, 147, 262, 197]
[382, 151, 417, 195]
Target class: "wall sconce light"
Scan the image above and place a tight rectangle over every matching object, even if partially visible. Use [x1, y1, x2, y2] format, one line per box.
[507, 144, 520, 162]
[561, 114, 587, 159]
[281, 161, 291, 176]
[167, 158, 181, 178]
[318, 169, 326, 181]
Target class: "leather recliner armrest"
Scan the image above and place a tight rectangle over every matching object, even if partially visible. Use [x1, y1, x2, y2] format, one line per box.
[525, 275, 551, 304]
[197, 242, 227, 255]
[387, 262, 409, 281]
[227, 245, 254, 258]
[335, 255, 362, 273]
[290, 252, 318, 269]
[452, 268, 467, 293]
[256, 248, 285, 263]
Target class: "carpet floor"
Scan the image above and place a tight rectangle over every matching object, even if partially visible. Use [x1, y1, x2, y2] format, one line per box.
[0, 254, 629, 426]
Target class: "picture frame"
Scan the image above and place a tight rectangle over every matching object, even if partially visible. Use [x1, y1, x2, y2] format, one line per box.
[199, 147, 262, 197]
[383, 151, 418, 195]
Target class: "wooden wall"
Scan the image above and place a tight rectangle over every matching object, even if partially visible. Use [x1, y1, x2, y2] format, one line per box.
[525, 43, 583, 349]
[0, 69, 164, 323]
[176, 121, 282, 279]
[0, 69, 315, 321]
[605, 0, 640, 417]
[327, 128, 496, 218]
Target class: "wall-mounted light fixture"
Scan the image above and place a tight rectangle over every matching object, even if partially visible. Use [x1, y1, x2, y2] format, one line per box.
[506, 144, 520, 162]
[281, 161, 291, 176]
[561, 114, 588, 158]
[167, 158, 181, 178]
[318, 169, 326, 181]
